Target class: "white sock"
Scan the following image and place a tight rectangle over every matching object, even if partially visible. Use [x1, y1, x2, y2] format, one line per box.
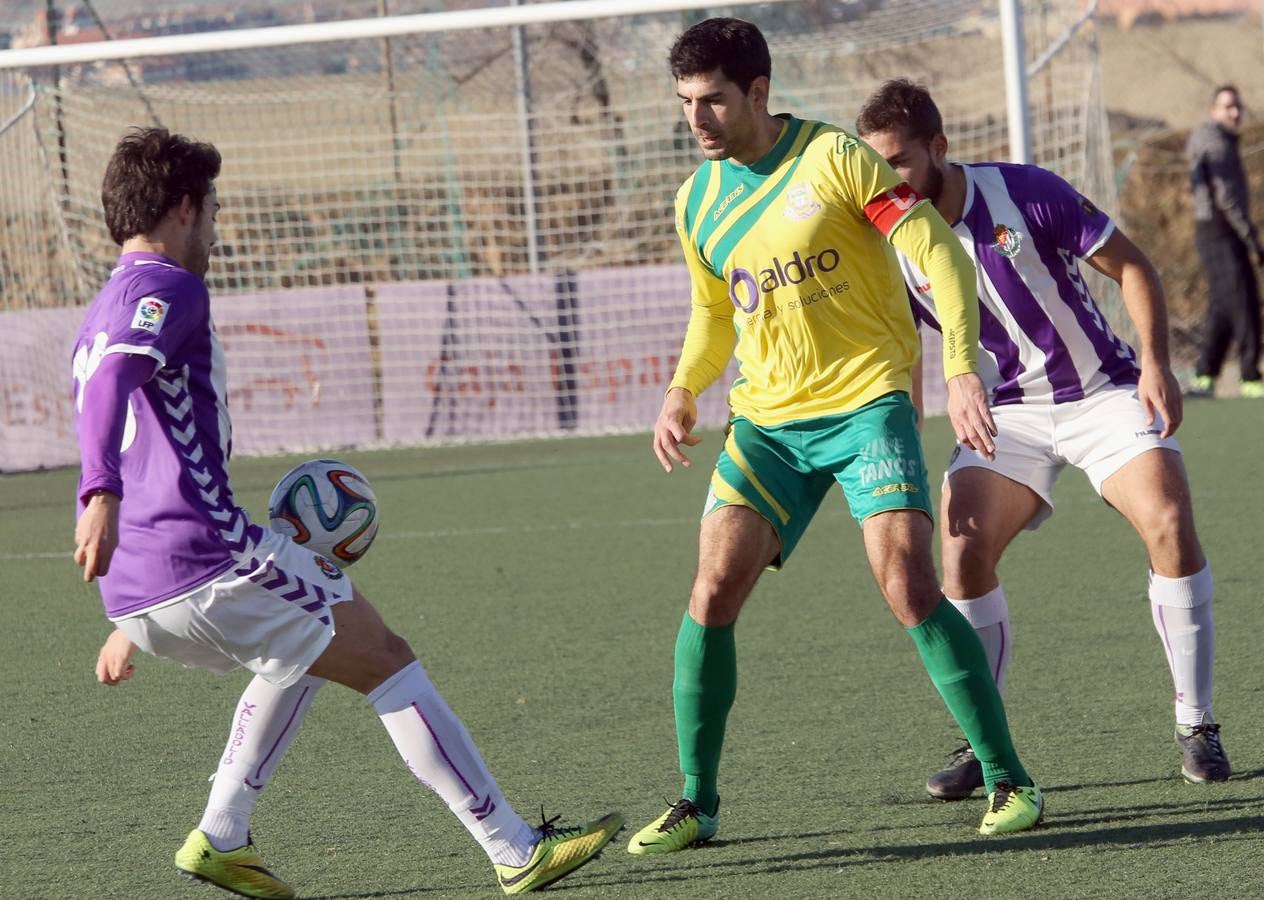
[946, 586, 1012, 696]
[198, 674, 325, 851]
[368, 660, 537, 867]
[1149, 564, 1215, 728]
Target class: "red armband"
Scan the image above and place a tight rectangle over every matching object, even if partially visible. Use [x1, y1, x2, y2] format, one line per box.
[863, 182, 925, 237]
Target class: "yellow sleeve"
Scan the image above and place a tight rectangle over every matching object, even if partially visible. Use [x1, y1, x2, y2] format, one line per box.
[821, 130, 903, 221]
[887, 204, 979, 379]
[823, 130, 978, 379]
[667, 198, 735, 398]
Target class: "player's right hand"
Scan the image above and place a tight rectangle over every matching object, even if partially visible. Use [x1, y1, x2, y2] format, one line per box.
[653, 387, 703, 473]
[947, 372, 997, 461]
[74, 490, 120, 582]
[96, 628, 137, 686]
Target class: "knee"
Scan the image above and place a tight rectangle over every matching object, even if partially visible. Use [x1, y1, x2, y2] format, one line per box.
[372, 629, 417, 680]
[875, 564, 943, 627]
[942, 538, 1000, 597]
[383, 630, 415, 669]
[689, 569, 753, 626]
[872, 546, 939, 609]
[1145, 503, 1186, 544]
[356, 630, 417, 692]
[876, 569, 919, 607]
[1142, 503, 1203, 574]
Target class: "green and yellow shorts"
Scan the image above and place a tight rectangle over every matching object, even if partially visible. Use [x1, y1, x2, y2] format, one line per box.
[703, 391, 932, 567]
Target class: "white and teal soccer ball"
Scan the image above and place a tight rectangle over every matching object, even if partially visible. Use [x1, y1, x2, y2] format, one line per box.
[268, 459, 380, 567]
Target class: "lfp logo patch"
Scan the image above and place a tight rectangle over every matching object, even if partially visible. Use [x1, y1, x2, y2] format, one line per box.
[131, 297, 169, 334]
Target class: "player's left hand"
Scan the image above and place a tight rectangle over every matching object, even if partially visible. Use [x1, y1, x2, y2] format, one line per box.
[96, 628, 137, 686]
[946, 373, 997, 460]
[1138, 365, 1182, 437]
[74, 490, 120, 582]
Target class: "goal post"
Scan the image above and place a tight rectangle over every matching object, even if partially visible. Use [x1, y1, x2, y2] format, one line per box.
[0, 0, 1118, 471]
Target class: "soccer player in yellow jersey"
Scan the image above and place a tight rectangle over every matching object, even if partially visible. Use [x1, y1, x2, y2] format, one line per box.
[626, 19, 1042, 854]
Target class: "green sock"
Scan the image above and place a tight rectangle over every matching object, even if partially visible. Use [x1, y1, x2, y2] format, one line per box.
[673, 612, 735, 816]
[907, 599, 1030, 792]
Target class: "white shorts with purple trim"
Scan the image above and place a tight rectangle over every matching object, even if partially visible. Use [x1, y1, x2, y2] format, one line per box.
[111, 528, 352, 688]
[945, 386, 1181, 530]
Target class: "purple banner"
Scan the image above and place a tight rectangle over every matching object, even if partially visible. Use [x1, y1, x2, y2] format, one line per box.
[211, 287, 375, 454]
[376, 266, 741, 443]
[571, 265, 739, 429]
[0, 307, 82, 471]
[376, 275, 561, 442]
[1, 269, 948, 473]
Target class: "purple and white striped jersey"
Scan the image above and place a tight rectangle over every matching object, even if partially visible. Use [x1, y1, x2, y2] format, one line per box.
[73, 252, 262, 619]
[898, 163, 1139, 405]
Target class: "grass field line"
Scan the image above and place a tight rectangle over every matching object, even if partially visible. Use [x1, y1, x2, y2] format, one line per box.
[0, 515, 699, 563]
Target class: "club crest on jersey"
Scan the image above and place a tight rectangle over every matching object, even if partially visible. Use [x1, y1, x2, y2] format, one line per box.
[991, 224, 1024, 258]
[784, 182, 821, 221]
[314, 556, 344, 579]
[131, 297, 169, 334]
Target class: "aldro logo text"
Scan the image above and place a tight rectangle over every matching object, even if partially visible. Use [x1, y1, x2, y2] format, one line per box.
[728, 247, 843, 314]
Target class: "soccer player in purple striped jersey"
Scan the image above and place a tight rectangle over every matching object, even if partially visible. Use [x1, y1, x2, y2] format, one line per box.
[74, 128, 621, 899]
[857, 80, 1228, 794]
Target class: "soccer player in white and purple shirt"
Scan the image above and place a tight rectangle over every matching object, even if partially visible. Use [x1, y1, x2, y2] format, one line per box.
[74, 128, 621, 899]
[856, 80, 1228, 796]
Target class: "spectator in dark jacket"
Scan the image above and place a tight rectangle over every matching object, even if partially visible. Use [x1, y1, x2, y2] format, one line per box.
[1187, 85, 1263, 398]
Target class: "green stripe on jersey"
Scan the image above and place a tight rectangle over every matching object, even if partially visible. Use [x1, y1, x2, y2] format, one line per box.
[707, 121, 823, 276]
[692, 164, 750, 272]
[681, 164, 714, 239]
[685, 118, 804, 276]
[741, 114, 803, 176]
[686, 164, 723, 246]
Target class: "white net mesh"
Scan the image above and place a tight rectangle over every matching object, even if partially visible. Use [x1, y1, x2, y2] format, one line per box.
[0, 0, 1117, 470]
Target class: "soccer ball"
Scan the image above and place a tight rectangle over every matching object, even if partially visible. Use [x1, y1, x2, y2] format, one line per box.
[268, 459, 380, 567]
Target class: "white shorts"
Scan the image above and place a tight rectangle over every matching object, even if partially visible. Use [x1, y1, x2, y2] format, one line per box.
[112, 528, 352, 688]
[945, 387, 1181, 530]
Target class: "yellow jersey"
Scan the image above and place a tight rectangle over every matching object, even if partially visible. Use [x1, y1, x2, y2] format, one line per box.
[668, 115, 978, 426]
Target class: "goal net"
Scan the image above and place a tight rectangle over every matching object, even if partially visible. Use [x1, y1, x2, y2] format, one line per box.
[0, 0, 1116, 471]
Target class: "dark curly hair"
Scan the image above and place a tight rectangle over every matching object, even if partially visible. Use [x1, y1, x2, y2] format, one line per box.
[856, 78, 944, 144]
[101, 127, 221, 245]
[668, 17, 770, 94]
